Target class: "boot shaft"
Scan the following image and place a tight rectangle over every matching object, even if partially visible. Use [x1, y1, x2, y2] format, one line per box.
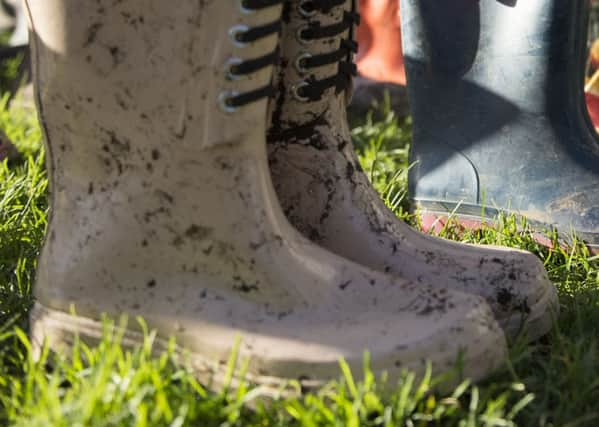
[269, 0, 358, 130]
[29, 0, 282, 155]
[28, 0, 295, 305]
[401, 0, 588, 120]
[28, 0, 283, 225]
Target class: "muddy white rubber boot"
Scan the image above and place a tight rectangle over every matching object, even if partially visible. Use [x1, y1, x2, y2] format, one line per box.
[27, 0, 507, 392]
[267, 0, 558, 340]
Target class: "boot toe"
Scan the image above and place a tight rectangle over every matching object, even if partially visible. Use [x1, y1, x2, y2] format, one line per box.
[474, 248, 558, 339]
[401, 229, 558, 339]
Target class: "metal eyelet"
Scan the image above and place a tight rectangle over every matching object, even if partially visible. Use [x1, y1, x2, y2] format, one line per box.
[294, 52, 312, 74]
[224, 57, 244, 81]
[296, 25, 314, 45]
[239, 0, 256, 14]
[218, 91, 239, 113]
[229, 25, 250, 48]
[291, 81, 310, 102]
[298, 0, 317, 17]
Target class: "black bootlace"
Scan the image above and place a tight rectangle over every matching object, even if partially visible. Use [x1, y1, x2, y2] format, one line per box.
[220, 0, 283, 112]
[293, 0, 359, 102]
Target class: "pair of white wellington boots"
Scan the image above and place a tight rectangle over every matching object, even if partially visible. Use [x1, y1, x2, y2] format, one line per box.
[27, 0, 558, 393]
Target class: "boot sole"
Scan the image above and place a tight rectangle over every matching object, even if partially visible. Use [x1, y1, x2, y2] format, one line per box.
[415, 206, 560, 342]
[28, 302, 302, 398]
[29, 301, 507, 396]
[416, 202, 599, 254]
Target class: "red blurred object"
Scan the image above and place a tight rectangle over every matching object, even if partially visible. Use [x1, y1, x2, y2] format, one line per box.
[586, 70, 599, 131]
[356, 0, 406, 85]
[586, 37, 599, 131]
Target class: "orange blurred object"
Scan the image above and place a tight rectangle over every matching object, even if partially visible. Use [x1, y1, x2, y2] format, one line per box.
[356, 0, 406, 85]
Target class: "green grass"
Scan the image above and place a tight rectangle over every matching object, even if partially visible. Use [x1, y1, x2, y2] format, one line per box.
[2, 86, 599, 426]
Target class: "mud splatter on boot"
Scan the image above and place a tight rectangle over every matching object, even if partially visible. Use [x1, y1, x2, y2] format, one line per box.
[27, 0, 507, 393]
[267, 0, 558, 340]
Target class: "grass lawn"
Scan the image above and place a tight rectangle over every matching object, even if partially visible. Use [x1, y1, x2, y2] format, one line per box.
[1, 69, 599, 425]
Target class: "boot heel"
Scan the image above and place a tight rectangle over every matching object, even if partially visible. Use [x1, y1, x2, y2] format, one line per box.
[29, 302, 147, 361]
[30, 303, 74, 361]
